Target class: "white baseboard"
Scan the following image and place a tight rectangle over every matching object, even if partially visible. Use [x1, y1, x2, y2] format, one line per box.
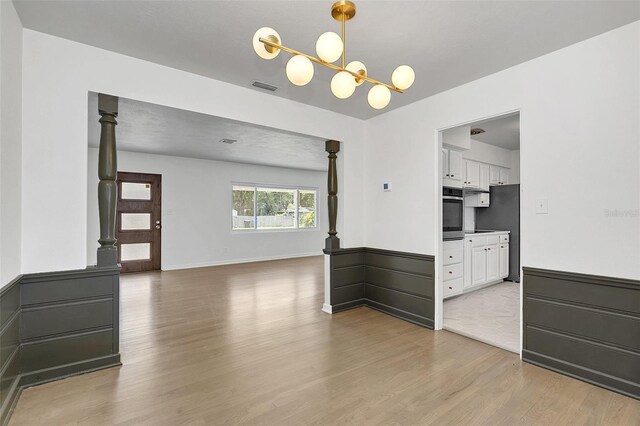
[161, 252, 322, 271]
[322, 303, 333, 314]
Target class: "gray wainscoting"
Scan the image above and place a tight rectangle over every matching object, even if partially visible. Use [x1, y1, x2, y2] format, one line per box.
[0, 266, 121, 424]
[522, 267, 640, 400]
[326, 248, 435, 328]
[0, 277, 21, 426]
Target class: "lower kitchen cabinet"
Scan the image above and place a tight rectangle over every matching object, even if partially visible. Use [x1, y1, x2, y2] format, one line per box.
[499, 243, 509, 277]
[443, 240, 464, 298]
[446, 232, 509, 299]
[486, 244, 499, 281]
[471, 246, 487, 286]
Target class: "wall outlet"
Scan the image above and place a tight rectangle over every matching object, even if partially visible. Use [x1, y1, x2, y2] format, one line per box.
[383, 182, 392, 192]
[535, 198, 548, 214]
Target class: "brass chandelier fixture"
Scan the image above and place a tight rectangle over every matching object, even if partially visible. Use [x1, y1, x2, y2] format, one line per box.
[252, 0, 415, 110]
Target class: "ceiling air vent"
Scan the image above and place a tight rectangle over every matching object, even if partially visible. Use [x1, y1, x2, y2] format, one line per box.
[251, 80, 278, 92]
[220, 138, 237, 144]
[470, 128, 486, 135]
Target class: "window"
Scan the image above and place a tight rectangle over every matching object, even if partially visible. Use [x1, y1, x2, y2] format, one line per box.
[232, 184, 317, 230]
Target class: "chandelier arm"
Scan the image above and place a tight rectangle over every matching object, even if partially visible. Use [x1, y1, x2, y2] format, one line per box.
[341, 13, 345, 69]
[259, 37, 403, 93]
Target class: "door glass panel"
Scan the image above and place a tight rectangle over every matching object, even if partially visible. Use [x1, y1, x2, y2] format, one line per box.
[121, 213, 151, 230]
[121, 243, 150, 261]
[121, 182, 151, 200]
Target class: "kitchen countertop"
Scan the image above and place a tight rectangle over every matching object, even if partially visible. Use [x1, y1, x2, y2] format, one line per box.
[464, 230, 510, 236]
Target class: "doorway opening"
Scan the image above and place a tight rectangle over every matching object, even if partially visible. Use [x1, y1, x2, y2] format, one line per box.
[87, 93, 332, 280]
[439, 112, 521, 353]
[116, 172, 162, 273]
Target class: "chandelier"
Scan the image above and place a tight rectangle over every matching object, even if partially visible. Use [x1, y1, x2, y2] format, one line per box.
[252, 0, 415, 110]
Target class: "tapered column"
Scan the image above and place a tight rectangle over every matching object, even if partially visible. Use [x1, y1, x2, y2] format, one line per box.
[325, 140, 340, 250]
[97, 94, 119, 267]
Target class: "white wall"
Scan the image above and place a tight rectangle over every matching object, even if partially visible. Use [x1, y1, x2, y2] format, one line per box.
[87, 149, 327, 269]
[365, 22, 640, 283]
[21, 30, 365, 275]
[0, 1, 22, 288]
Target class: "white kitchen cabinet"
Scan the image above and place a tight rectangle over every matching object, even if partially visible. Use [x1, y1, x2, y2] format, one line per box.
[462, 232, 510, 294]
[442, 149, 464, 188]
[479, 164, 490, 191]
[489, 166, 510, 185]
[463, 236, 473, 288]
[500, 169, 510, 185]
[443, 278, 463, 298]
[489, 166, 500, 185]
[486, 244, 499, 282]
[465, 192, 490, 207]
[499, 243, 509, 278]
[447, 150, 463, 182]
[443, 240, 464, 298]
[441, 149, 449, 180]
[471, 246, 487, 285]
[464, 160, 480, 188]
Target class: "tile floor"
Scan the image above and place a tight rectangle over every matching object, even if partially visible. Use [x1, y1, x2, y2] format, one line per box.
[443, 281, 520, 353]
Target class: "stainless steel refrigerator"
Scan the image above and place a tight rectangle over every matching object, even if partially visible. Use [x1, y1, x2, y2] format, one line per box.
[475, 184, 520, 282]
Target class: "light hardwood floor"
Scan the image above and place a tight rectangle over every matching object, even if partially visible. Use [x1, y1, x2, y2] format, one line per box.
[10, 256, 640, 425]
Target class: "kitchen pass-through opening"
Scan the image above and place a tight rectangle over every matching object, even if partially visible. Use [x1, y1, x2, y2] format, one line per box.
[440, 111, 521, 354]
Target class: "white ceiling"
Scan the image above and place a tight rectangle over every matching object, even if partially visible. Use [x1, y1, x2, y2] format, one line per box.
[15, 1, 640, 120]
[87, 93, 328, 171]
[471, 113, 520, 151]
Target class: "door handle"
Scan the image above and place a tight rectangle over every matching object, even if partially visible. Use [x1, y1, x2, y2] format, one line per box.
[155, 224, 161, 230]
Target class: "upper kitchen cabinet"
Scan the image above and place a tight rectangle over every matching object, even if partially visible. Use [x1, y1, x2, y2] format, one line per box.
[463, 160, 480, 189]
[442, 149, 449, 179]
[479, 163, 490, 191]
[489, 165, 510, 186]
[443, 125, 471, 150]
[500, 169, 510, 185]
[443, 149, 464, 187]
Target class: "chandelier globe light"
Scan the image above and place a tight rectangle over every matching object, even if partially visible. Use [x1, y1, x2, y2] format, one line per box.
[286, 55, 314, 86]
[252, 0, 414, 110]
[331, 71, 356, 99]
[346, 61, 367, 86]
[316, 32, 344, 63]
[252, 27, 282, 60]
[368, 84, 391, 109]
[392, 65, 415, 90]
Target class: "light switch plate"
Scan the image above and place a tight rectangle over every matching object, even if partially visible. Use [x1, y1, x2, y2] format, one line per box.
[383, 182, 392, 192]
[535, 198, 548, 214]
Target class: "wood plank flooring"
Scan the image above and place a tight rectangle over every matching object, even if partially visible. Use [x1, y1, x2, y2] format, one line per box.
[10, 256, 640, 425]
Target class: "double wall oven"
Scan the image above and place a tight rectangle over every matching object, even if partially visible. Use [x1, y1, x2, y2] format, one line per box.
[443, 187, 464, 240]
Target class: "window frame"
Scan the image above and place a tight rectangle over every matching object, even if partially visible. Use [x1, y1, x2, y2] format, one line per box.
[231, 183, 319, 232]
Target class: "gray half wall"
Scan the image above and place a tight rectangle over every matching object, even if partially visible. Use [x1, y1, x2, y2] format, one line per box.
[0, 266, 122, 425]
[522, 267, 640, 400]
[325, 247, 434, 328]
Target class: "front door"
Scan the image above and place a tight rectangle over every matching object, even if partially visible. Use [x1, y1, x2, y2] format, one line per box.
[116, 172, 162, 273]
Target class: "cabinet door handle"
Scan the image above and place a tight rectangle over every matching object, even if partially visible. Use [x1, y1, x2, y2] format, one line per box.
[448, 271, 452, 274]
[449, 255, 453, 258]
[446, 174, 450, 177]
